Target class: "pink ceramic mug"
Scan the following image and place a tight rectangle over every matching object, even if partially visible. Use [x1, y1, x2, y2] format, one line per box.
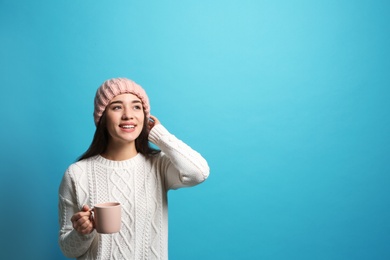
[92, 202, 122, 234]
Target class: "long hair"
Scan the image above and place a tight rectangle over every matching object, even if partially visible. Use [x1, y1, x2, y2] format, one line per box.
[77, 112, 160, 161]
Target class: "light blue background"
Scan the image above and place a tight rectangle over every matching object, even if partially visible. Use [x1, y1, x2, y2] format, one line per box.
[1, 0, 389, 259]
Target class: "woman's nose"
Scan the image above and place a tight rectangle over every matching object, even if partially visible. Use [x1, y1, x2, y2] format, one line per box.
[122, 108, 133, 120]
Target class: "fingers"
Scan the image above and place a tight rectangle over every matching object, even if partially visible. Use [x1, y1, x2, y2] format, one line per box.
[71, 206, 94, 235]
[148, 115, 160, 131]
[149, 115, 160, 125]
[82, 205, 91, 212]
[73, 215, 93, 234]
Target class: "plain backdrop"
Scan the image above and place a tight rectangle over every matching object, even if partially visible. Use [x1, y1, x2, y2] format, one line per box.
[1, 0, 389, 259]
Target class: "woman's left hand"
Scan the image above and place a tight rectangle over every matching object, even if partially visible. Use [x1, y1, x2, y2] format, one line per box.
[148, 115, 160, 132]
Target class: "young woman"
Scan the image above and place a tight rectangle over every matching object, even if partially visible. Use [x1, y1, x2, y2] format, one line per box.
[58, 78, 209, 259]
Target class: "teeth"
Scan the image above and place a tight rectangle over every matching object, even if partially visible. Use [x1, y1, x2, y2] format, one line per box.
[121, 125, 135, 129]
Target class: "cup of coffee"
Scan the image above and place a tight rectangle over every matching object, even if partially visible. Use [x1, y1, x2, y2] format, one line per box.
[92, 202, 122, 234]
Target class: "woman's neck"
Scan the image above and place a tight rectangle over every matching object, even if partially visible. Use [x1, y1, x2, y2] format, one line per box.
[101, 141, 138, 161]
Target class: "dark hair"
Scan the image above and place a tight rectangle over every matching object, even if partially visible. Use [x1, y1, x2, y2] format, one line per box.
[77, 112, 160, 161]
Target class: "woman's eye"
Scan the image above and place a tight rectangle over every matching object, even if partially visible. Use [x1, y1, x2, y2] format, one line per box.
[134, 105, 142, 110]
[113, 106, 122, 110]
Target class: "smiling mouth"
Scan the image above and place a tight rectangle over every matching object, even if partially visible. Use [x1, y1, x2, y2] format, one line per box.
[120, 125, 135, 129]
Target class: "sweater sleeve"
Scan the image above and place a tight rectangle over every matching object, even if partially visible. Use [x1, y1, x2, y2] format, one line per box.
[58, 166, 96, 258]
[148, 124, 210, 190]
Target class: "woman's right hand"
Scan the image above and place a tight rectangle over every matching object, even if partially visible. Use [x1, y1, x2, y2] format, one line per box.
[70, 205, 95, 235]
[148, 115, 160, 132]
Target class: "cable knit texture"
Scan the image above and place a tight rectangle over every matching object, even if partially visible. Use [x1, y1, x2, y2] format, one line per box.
[58, 124, 209, 259]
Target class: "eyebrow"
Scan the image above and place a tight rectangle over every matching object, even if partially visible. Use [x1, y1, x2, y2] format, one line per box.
[109, 100, 142, 105]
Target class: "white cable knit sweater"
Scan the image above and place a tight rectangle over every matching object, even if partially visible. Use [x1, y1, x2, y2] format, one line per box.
[58, 124, 209, 259]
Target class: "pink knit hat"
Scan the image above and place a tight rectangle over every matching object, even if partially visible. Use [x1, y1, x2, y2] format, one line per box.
[93, 78, 150, 126]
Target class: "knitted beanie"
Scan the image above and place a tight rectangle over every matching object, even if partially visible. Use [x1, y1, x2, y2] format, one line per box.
[93, 78, 150, 126]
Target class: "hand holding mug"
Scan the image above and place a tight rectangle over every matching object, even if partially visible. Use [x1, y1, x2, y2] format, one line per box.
[71, 205, 94, 235]
[71, 202, 121, 235]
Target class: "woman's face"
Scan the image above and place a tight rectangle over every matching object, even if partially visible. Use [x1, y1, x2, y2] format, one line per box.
[104, 93, 145, 145]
